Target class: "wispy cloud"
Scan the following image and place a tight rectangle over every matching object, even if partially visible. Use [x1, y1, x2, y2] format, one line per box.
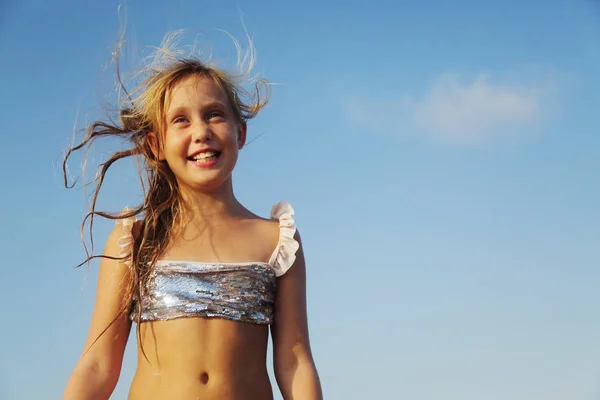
[342, 73, 554, 146]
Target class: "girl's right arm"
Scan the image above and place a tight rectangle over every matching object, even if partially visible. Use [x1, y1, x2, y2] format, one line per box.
[63, 225, 133, 400]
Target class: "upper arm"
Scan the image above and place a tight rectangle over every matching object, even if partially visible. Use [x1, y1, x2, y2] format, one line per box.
[78, 224, 133, 376]
[271, 231, 315, 371]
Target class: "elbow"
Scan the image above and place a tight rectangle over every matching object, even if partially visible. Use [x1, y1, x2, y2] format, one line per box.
[275, 358, 317, 381]
[90, 359, 122, 387]
[274, 351, 299, 382]
[274, 345, 317, 378]
[63, 359, 121, 400]
[274, 353, 320, 387]
[274, 359, 322, 400]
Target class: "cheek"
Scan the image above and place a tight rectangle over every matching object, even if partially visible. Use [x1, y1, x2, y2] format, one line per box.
[230, 130, 242, 149]
[224, 145, 240, 170]
[164, 133, 187, 154]
[225, 146, 239, 164]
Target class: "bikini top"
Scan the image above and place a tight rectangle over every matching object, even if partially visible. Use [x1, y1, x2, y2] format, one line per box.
[115, 201, 299, 325]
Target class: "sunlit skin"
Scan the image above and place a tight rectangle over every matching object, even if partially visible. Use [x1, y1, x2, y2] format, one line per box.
[63, 75, 322, 399]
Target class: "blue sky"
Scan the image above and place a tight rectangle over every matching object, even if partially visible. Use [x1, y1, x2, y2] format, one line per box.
[1, 0, 599, 399]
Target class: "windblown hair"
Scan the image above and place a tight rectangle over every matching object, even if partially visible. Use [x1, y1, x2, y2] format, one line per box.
[63, 31, 270, 346]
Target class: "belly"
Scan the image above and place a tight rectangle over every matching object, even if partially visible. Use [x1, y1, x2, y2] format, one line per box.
[128, 317, 273, 400]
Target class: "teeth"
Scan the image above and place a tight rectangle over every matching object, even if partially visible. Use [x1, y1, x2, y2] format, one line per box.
[192, 151, 216, 161]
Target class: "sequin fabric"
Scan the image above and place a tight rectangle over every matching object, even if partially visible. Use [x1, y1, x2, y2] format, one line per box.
[130, 261, 277, 324]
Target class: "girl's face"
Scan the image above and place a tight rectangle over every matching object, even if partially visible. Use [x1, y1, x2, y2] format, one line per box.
[154, 74, 246, 192]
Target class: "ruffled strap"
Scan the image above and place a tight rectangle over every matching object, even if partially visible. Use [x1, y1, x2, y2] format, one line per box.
[115, 207, 137, 268]
[268, 201, 300, 277]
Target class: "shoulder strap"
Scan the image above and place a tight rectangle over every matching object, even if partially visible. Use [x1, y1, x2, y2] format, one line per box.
[115, 207, 138, 268]
[268, 201, 300, 277]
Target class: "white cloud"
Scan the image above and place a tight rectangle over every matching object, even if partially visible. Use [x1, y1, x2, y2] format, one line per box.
[413, 74, 542, 143]
[343, 73, 553, 146]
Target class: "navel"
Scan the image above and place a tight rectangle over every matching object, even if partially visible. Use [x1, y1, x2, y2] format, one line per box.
[199, 371, 209, 384]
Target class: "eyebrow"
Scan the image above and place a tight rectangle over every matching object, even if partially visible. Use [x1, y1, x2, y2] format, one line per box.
[166, 101, 228, 119]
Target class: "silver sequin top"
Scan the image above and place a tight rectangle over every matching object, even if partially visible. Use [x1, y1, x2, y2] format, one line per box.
[130, 261, 277, 324]
[117, 201, 299, 325]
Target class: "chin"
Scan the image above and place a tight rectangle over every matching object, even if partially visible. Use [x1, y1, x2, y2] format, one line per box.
[170, 157, 237, 193]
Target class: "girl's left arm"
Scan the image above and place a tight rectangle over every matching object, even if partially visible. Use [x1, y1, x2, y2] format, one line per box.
[271, 231, 323, 400]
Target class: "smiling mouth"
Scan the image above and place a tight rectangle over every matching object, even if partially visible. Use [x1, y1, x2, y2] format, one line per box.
[188, 150, 221, 163]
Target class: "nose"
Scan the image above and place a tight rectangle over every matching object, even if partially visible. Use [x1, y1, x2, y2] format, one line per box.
[191, 120, 212, 142]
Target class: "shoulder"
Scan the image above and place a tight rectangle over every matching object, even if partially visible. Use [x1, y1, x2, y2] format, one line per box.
[114, 209, 144, 239]
[107, 209, 143, 264]
[269, 201, 300, 245]
[243, 201, 296, 238]
[267, 201, 301, 276]
[248, 201, 298, 242]
[240, 201, 301, 273]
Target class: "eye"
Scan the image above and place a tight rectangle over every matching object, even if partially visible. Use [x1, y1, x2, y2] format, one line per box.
[173, 116, 189, 124]
[207, 111, 225, 120]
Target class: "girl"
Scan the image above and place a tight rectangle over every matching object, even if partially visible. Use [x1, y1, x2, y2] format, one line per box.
[62, 33, 322, 400]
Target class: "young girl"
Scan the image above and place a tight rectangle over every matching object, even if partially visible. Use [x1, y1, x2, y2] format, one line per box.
[62, 33, 322, 400]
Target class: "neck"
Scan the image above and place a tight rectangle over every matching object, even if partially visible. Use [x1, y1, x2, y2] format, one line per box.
[178, 178, 244, 224]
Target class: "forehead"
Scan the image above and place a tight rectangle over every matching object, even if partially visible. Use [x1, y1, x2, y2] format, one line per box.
[166, 74, 229, 111]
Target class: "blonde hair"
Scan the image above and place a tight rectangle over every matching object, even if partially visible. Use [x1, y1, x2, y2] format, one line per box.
[63, 31, 270, 348]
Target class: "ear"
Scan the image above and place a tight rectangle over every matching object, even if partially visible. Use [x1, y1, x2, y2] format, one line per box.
[237, 122, 247, 150]
[147, 132, 165, 160]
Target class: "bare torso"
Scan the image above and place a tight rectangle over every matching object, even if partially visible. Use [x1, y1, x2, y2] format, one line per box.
[128, 318, 273, 400]
[128, 211, 279, 400]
